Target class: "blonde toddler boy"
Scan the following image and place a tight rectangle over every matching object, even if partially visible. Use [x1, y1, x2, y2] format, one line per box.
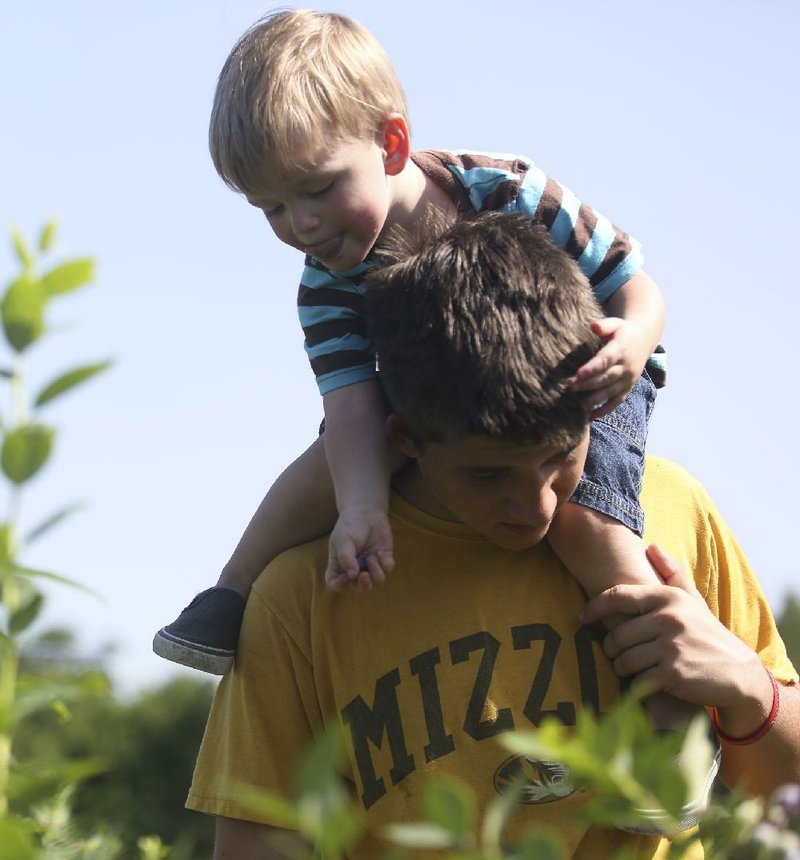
[154, 9, 682, 729]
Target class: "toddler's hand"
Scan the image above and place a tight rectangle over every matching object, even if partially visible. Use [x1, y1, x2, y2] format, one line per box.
[572, 317, 650, 417]
[325, 508, 395, 591]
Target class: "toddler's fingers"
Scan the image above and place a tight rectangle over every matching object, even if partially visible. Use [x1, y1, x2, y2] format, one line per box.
[376, 549, 395, 575]
[589, 391, 627, 418]
[591, 316, 624, 339]
[354, 569, 373, 592]
[365, 554, 386, 588]
[325, 565, 351, 591]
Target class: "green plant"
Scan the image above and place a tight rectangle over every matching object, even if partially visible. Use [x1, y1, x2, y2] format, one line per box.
[0, 221, 123, 857]
[243, 693, 800, 859]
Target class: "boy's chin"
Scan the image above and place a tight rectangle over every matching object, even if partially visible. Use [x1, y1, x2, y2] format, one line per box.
[490, 522, 550, 550]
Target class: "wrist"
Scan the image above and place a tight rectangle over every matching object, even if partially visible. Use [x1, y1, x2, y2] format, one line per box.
[333, 474, 390, 516]
[712, 664, 780, 744]
[337, 498, 389, 520]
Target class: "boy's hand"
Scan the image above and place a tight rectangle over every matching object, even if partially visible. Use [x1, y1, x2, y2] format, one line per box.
[572, 317, 652, 418]
[579, 544, 767, 709]
[326, 508, 395, 591]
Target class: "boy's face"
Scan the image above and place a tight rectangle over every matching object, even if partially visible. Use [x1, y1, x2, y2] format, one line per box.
[247, 134, 396, 272]
[392, 425, 590, 552]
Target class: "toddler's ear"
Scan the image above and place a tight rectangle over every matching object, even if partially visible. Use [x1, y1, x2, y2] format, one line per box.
[382, 114, 411, 175]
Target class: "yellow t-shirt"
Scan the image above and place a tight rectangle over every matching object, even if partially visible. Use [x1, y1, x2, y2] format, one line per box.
[187, 457, 797, 858]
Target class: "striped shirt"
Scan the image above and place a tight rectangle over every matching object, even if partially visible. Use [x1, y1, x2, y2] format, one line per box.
[298, 150, 644, 396]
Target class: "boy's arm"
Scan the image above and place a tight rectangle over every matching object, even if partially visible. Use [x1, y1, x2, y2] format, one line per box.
[573, 270, 666, 416]
[215, 817, 308, 859]
[715, 673, 800, 797]
[323, 378, 396, 588]
[581, 544, 800, 796]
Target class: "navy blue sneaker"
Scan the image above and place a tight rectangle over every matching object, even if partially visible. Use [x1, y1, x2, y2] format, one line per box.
[152, 587, 246, 675]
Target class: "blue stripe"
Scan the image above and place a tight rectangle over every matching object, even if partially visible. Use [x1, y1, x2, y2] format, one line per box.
[318, 363, 377, 395]
[298, 304, 358, 328]
[576, 212, 615, 282]
[515, 163, 548, 215]
[447, 163, 521, 211]
[593, 245, 645, 303]
[301, 266, 368, 292]
[548, 182, 581, 247]
[303, 332, 370, 361]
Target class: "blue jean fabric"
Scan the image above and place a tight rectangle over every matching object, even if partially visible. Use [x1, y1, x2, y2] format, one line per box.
[569, 372, 656, 536]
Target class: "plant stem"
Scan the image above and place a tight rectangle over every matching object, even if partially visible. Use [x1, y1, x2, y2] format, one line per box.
[0, 577, 20, 817]
[0, 354, 27, 815]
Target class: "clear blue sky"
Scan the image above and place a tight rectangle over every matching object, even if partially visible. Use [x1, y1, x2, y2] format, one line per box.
[2, 0, 798, 694]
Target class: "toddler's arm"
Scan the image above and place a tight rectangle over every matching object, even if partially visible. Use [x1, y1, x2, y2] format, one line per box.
[322, 379, 396, 590]
[573, 271, 665, 416]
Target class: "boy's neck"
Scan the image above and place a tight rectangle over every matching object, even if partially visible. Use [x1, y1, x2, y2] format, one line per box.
[385, 155, 459, 233]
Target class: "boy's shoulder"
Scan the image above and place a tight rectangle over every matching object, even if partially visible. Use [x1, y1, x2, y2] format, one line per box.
[250, 536, 328, 622]
[641, 455, 720, 549]
[642, 455, 707, 498]
[641, 455, 712, 511]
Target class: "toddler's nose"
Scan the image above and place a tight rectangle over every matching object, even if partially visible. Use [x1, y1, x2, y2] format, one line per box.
[290, 206, 322, 237]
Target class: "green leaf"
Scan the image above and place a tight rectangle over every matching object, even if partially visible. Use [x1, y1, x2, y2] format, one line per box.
[39, 219, 57, 253]
[14, 674, 110, 721]
[314, 802, 364, 855]
[10, 227, 34, 270]
[8, 756, 109, 806]
[515, 829, 567, 860]
[481, 776, 525, 851]
[0, 815, 38, 860]
[1, 272, 46, 352]
[41, 257, 94, 297]
[137, 836, 170, 860]
[0, 522, 17, 569]
[1, 424, 55, 483]
[10, 591, 44, 634]
[677, 714, 716, 811]
[25, 501, 85, 545]
[236, 785, 300, 829]
[35, 360, 112, 407]
[422, 778, 475, 841]
[385, 821, 456, 849]
[14, 564, 102, 599]
[294, 722, 346, 798]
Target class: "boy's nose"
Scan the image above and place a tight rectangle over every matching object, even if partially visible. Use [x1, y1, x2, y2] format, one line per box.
[506, 486, 558, 528]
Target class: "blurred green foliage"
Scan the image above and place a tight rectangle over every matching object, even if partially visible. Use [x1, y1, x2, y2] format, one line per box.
[777, 595, 800, 671]
[13, 629, 214, 858]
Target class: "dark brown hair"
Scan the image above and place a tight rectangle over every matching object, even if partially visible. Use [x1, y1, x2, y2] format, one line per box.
[366, 211, 602, 446]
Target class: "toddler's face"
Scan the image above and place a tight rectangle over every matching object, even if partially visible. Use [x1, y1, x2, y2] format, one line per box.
[247, 135, 394, 271]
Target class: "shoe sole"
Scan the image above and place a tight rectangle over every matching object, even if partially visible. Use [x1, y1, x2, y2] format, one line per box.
[152, 629, 234, 675]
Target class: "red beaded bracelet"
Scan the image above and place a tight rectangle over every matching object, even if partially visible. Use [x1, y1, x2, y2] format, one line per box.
[711, 666, 781, 746]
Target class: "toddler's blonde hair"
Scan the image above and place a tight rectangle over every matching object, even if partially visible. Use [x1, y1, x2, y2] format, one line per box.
[209, 9, 410, 198]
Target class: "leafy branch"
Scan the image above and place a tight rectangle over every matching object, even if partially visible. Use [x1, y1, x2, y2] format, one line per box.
[0, 221, 111, 854]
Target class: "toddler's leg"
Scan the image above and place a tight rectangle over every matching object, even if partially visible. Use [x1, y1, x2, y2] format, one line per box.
[548, 501, 657, 624]
[548, 503, 699, 730]
[153, 434, 337, 674]
[216, 433, 338, 595]
[557, 372, 701, 732]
